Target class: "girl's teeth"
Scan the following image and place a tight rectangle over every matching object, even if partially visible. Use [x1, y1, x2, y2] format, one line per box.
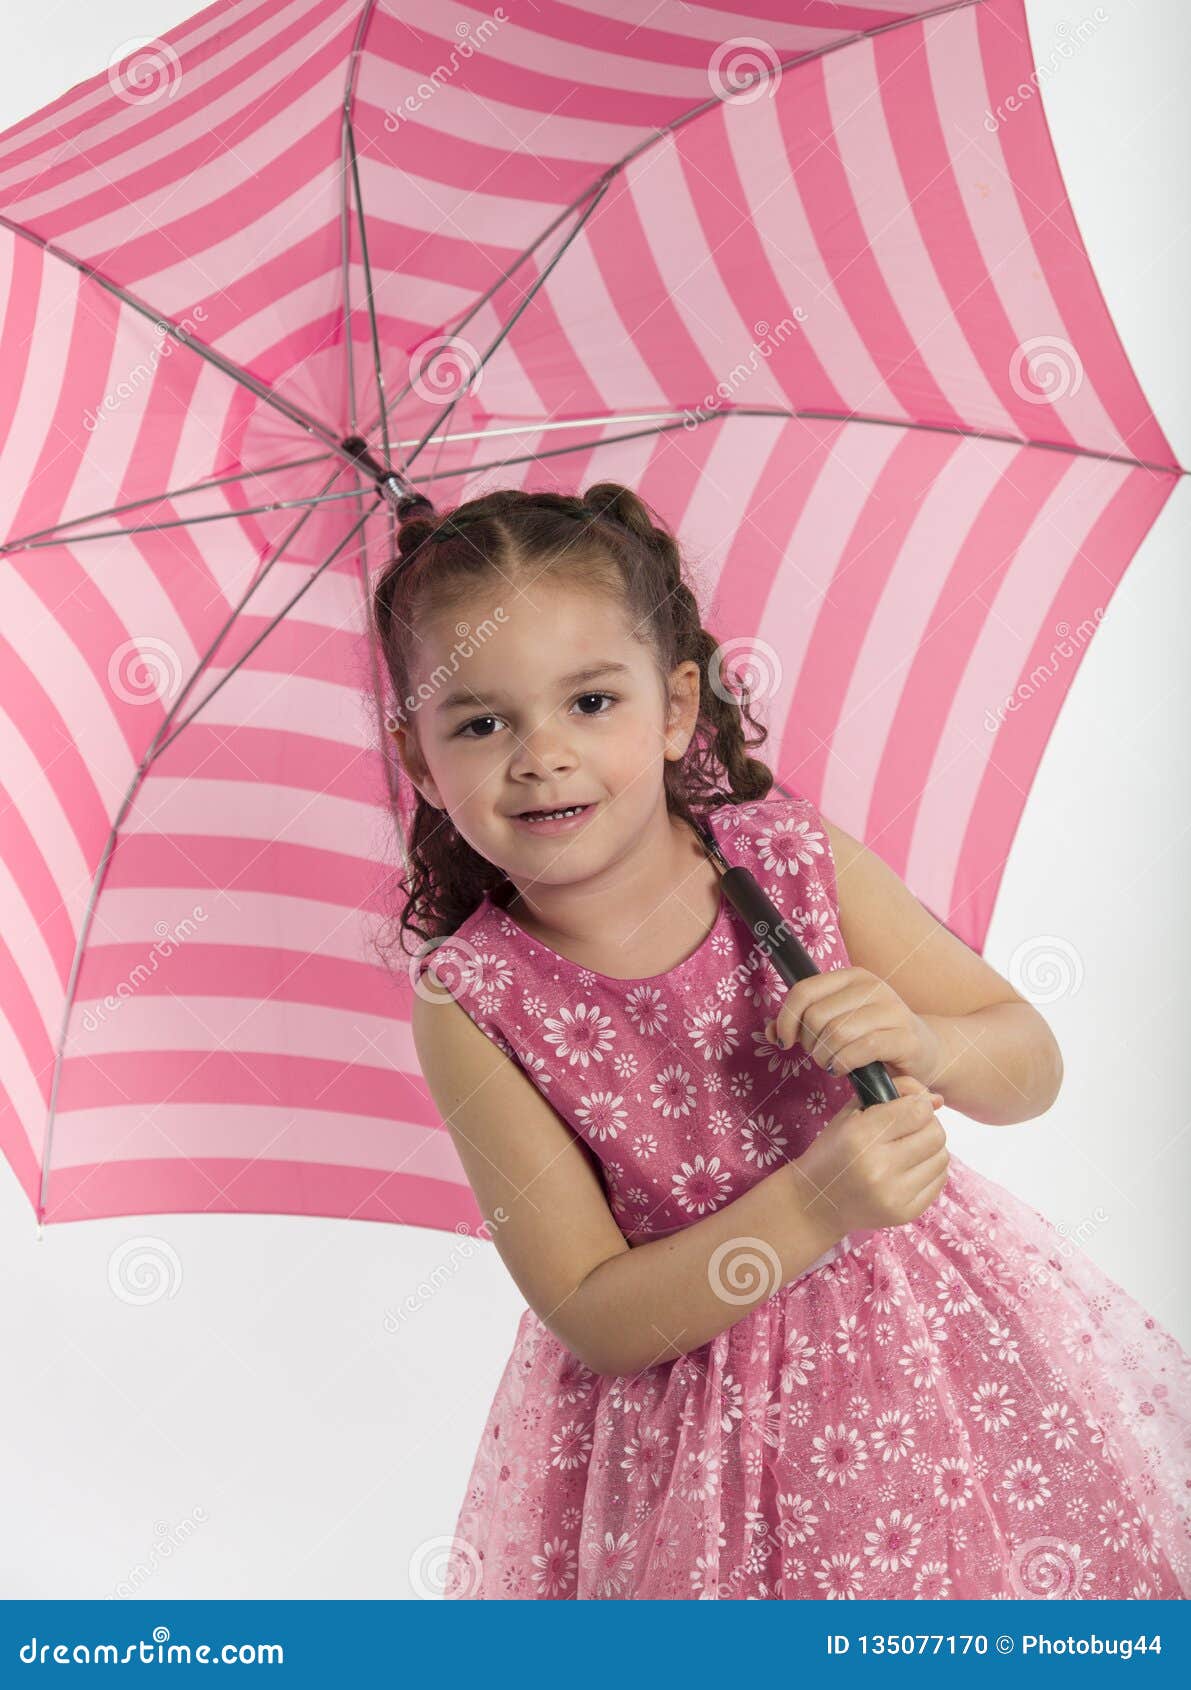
[526, 806, 583, 820]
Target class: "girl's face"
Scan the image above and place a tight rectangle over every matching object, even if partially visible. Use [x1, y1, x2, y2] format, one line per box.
[390, 575, 700, 887]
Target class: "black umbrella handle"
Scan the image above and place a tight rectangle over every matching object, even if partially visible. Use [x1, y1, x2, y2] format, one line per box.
[699, 828, 899, 1109]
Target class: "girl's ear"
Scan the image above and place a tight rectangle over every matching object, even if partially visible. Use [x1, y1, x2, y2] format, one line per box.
[663, 660, 700, 761]
[389, 721, 445, 810]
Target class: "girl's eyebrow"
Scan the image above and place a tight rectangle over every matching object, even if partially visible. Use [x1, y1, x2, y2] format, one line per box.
[435, 661, 633, 713]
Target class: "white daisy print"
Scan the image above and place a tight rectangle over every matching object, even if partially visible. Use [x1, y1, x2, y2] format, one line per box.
[542, 1001, 616, 1068]
[813, 1551, 864, 1598]
[671, 1154, 733, 1215]
[1000, 1456, 1050, 1511]
[777, 1493, 819, 1546]
[779, 1330, 816, 1390]
[863, 1509, 922, 1573]
[811, 1422, 869, 1486]
[650, 1063, 697, 1118]
[971, 1381, 1017, 1433]
[870, 1409, 916, 1463]
[933, 1456, 973, 1509]
[624, 984, 668, 1035]
[686, 1005, 740, 1061]
[549, 1420, 593, 1471]
[741, 1111, 788, 1167]
[1038, 1401, 1080, 1450]
[792, 905, 836, 962]
[574, 1090, 628, 1142]
[756, 814, 825, 878]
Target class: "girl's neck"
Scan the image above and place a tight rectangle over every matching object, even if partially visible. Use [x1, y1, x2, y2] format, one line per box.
[497, 805, 721, 977]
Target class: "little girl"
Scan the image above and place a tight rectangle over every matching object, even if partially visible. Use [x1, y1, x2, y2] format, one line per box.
[373, 481, 1191, 1601]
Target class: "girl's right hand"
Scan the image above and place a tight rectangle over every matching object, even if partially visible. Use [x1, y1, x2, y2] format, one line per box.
[793, 1073, 950, 1236]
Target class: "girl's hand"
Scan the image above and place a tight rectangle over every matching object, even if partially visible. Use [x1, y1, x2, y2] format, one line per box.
[764, 967, 943, 1089]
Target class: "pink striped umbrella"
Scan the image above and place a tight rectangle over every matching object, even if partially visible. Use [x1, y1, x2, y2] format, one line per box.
[0, 0, 1180, 1232]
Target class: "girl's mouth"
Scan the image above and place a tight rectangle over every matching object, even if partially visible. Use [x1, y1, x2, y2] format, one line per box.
[510, 802, 598, 836]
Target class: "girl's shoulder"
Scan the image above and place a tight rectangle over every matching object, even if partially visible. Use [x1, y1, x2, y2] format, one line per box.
[711, 786, 840, 907]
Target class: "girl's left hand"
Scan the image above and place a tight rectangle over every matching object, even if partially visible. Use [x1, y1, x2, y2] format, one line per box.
[763, 967, 943, 1088]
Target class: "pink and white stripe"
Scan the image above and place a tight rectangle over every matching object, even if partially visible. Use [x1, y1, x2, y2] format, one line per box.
[0, 0, 1180, 1231]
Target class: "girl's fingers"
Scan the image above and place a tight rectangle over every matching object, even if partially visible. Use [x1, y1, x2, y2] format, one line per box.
[908, 1148, 951, 1207]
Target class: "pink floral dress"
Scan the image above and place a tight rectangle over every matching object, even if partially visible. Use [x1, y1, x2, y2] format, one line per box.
[426, 792, 1191, 1600]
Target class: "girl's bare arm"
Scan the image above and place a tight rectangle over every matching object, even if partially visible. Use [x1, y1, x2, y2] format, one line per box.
[413, 989, 845, 1378]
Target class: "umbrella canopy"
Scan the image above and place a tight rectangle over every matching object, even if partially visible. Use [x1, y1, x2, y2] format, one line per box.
[0, 0, 1180, 1231]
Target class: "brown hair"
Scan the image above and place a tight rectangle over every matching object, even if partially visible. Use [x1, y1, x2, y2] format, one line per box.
[371, 482, 774, 957]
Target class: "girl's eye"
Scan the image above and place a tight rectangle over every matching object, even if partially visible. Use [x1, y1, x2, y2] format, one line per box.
[454, 692, 616, 740]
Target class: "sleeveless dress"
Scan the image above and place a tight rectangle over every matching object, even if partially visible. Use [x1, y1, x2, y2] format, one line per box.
[427, 792, 1191, 1600]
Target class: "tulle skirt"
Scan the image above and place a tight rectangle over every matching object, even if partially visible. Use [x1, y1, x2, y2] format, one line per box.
[441, 1157, 1191, 1599]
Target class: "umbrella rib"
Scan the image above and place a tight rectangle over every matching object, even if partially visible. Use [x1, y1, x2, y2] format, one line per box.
[7, 482, 381, 553]
[399, 405, 1184, 484]
[396, 178, 615, 478]
[37, 491, 382, 1222]
[0, 453, 338, 556]
[357, 176, 612, 449]
[360, 0, 989, 454]
[0, 214, 368, 475]
[339, 0, 383, 438]
[346, 105, 390, 468]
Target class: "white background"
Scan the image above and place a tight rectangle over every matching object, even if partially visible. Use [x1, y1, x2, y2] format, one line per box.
[0, 0, 1187, 1600]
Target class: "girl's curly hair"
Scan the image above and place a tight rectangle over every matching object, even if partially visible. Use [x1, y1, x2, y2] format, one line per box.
[371, 482, 774, 955]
